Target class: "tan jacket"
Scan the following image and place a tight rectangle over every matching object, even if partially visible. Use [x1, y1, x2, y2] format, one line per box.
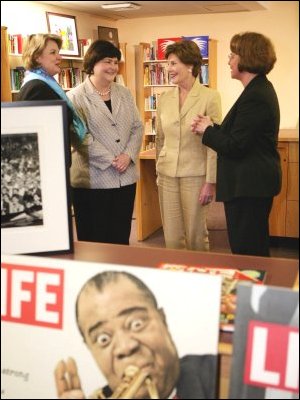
[156, 79, 221, 182]
[67, 78, 143, 189]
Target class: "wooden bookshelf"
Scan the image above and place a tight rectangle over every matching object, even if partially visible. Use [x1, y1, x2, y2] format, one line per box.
[269, 129, 299, 238]
[1, 26, 12, 101]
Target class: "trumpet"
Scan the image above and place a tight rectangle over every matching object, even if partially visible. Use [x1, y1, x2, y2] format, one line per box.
[92, 365, 159, 399]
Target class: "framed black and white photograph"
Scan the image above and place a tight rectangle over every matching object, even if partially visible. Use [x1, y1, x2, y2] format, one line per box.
[1, 101, 73, 254]
[98, 26, 119, 48]
[46, 11, 80, 56]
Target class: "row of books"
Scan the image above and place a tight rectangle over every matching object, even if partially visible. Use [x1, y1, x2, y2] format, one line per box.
[144, 116, 156, 135]
[144, 140, 156, 151]
[8, 33, 92, 58]
[144, 35, 209, 61]
[78, 38, 92, 57]
[56, 68, 85, 90]
[200, 64, 209, 85]
[8, 34, 23, 54]
[144, 63, 172, 86]
[144, 93, 161, 111]
[10, 67, 25, 90]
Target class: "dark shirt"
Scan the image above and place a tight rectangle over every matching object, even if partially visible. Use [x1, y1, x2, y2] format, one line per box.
[99, 354, 217, 399]
[18, 79, 73, 166]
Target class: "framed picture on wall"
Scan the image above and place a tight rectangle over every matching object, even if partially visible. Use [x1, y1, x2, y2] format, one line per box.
[46, 11, 80, 56]
[1, 100, 73, 255]
[98, 26, 119, 48]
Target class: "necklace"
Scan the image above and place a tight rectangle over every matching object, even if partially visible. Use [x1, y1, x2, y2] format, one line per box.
[89, 77, 111, 96]
[97, 88, 111, 96]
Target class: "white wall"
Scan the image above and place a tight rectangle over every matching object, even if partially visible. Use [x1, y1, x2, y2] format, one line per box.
[1, 1, 299, 129]
[1, 1, 117, 45]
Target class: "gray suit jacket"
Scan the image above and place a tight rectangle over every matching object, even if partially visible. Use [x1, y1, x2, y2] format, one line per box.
[156, 79, 222, 182]
[67, 79, 143, 189]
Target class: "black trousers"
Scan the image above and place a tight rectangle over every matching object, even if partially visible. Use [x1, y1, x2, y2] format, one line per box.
[224, 197, 273, 257]
[72, 184, 136, 245]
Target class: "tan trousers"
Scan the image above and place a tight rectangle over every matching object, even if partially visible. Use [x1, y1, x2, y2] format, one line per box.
[157, 174, 209, 251]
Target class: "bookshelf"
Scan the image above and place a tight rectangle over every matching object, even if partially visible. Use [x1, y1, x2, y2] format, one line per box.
[1, 27, 12, 101]
[134, 39, 218, 240]
[0, 28, 127, 101]
[269, 130, 299, 238]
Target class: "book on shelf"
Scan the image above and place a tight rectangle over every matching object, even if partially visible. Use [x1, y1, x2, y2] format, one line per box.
[78, 38, 92, 57]
[8, 33, 23, 54]
[159, 263, 266, 332]
[10, 66, 26, 90]
[200, 64, 209, 85]
[229, 283, 299, 398]
[144, 63, 171, 85]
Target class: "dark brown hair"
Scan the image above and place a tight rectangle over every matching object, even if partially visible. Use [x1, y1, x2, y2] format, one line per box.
[165, 40, 203, 77]
[83, 39, 121, 75]
[230, 32, 276, 75]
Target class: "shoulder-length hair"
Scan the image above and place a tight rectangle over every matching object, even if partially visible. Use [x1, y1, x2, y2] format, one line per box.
[22, 33, 62, 70]
[230, 32, 276, 75]
[165, 40, 203, 78]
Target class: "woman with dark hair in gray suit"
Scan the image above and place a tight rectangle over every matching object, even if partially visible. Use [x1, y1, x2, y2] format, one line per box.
[191, 32, 281, 256]
[67, 40, 143, 245]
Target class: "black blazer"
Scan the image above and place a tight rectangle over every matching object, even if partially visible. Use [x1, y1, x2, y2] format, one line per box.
[18, 80, 72, 126]
[202, 75, 281, 202]
[18, 80, 73, 166]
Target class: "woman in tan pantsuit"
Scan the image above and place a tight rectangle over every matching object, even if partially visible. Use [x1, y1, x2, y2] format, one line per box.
[156, 40, 222, 251]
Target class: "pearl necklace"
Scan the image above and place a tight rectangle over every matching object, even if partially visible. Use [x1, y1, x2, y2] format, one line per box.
[89, 78, 111, 96]
[97, 88, 111, 96]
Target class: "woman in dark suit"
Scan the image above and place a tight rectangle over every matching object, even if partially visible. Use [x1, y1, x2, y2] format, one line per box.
[191, 32, 281, 256]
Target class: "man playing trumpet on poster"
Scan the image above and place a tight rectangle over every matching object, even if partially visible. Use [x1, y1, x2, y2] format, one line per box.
[54, 271, 217, 399]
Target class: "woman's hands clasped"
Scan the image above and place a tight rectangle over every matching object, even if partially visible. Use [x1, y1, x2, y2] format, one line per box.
[191, 115, 214, 135]
[112, 153, 131, 173]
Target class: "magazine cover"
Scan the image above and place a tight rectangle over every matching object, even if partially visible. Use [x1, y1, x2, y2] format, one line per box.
[1, 254, 222, 399]
[159, 263, 266, 332]
[229, 283, 299, 399]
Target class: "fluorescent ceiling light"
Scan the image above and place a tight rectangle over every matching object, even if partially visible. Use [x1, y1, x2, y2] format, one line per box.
[101, 2, 141, 11]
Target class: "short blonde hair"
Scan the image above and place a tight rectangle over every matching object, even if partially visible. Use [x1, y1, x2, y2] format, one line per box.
[22, 33, 62, 70]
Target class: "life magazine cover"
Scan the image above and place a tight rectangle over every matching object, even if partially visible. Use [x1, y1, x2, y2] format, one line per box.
[229, 283, 299, 399]
[1, 254, 222, 399]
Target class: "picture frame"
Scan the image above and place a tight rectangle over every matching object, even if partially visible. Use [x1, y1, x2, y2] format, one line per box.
[46, 11, 80, 56]
[1, 100, 73, 255]
[98, 26, 119, 48]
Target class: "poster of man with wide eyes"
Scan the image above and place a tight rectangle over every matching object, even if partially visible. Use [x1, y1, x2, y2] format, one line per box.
[1, 254, 222, 399]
